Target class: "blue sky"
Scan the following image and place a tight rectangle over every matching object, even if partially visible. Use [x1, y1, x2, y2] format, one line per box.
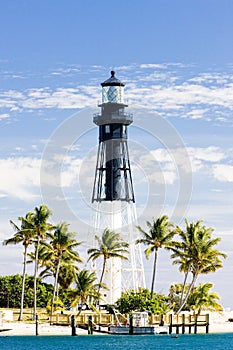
[0, 0, 233, 308]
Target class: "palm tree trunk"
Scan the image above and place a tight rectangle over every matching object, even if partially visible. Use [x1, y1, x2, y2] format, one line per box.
[18, 245, 27, 321]
[97, 256, 107, 303]
[51, 258, 61, 319]
[98, 257, 107, 297]
[175, 271, 198, 314]
[33, 237, 40, 320]
[150, 249, 158, 298]
[77, 300, 84, 317]
[179, 268, 190, 308]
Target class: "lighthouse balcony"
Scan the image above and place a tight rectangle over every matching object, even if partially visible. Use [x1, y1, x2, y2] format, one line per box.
[93, 112, 133, 125]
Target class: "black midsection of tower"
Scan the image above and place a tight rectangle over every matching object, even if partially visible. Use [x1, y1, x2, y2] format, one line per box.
[99, 123, 127, 142]
[92, 126, 135, 203]
[105, 156, 121, 201]
[92, 102, 134, 203]
[104, 138, 122, 201]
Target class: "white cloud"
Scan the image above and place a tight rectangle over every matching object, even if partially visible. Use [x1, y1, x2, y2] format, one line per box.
[184, 108, 208, 120]
[0, 86, 98, 110]
[188, 73, 230, 85]
[0, 113, 10, 120]
[213, 164, 233, 182]
[147, 170, 176, 185]
[188, 146, 226, 162]
[140, 63, 167, 69]
[0, 65, 233, 124]
[61, 157, 83, 187]
[0, 157, 41, 200]
[0, 145, 228, 204]
[0, 154, 87, 201]
[143, 84, 232, 109]
[151, 146, 226, 175]
[50, 67, 81, 76]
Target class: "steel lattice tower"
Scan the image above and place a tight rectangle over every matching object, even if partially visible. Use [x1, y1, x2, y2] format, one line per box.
[92, 71, 145, 304]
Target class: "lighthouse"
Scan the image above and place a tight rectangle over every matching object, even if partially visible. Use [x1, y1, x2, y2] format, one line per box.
[92, 71, 134, 203]
[92, 71, 145, 304]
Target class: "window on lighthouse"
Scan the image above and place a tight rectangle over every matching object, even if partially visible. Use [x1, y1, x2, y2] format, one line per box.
[105, 125, 110, 133]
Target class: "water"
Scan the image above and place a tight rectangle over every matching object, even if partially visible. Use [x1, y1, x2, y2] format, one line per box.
[1, 334, 233, 350]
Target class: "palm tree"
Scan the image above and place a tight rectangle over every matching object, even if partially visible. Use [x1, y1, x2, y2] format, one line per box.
[171, 220, 226, 314]
[39, 222, 82, 317]
[28, 205, 53, 319]
[188, 282, 222, 316]
[58, 263, 79, 292]
[68, 269, 99, 316]
[87, 228, 129, 297]
[168, 283, 185, 310]
[136, 215, 174, 298]
[3, 213, 34, 320]
[171, 220, 204, 309]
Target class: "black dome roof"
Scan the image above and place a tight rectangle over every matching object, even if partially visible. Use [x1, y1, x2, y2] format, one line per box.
[101, 71, 125, 87]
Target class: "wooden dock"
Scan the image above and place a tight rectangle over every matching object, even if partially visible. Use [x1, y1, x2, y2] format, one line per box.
[167, 313, 209, 334]
[50, 311, 210, 334]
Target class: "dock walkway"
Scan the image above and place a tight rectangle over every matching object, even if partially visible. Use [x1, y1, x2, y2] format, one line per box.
[50, 312, 210, 334]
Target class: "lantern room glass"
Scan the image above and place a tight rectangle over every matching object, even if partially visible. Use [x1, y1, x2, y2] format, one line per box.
[102, 85, 124, 104]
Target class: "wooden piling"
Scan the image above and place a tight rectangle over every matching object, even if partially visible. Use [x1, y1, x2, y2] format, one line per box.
[71, 315, 76, 336]
[169, 314, 172, 334]
[206, 314, 209, 334]
[35, 314, 38, 336]
[129, 315, 133, 335]
[88, 315, 93, 334]
[194, 314, 197, 334]
[182, 314, 185, 334]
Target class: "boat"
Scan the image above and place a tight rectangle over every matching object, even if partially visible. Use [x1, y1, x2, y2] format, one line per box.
[109, 311, 169, 335]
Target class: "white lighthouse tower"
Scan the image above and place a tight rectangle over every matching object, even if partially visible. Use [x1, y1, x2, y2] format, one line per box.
[92, 71, 145, 304]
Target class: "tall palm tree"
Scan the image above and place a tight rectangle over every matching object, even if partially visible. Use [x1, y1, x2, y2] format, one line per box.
[87, 228, 129, 296]
[68, 269, 99, 316]
[136, 215, 174, 298]
[28, 205, 53, 319]
[171, 220, 204, 309]
[3, 213, 34, 320]
[39, 222, 82, 316]
[171, 220, 226, 314]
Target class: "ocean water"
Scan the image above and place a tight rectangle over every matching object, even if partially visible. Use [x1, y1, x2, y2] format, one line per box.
[1, 334, 233, 350]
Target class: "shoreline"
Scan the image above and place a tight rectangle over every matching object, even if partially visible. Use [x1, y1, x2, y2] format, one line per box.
[0, 312, 233, 336]
[0, 322, 89, 336]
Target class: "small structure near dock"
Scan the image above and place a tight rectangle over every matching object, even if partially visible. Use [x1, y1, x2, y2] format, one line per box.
[109, 311, 169, 335]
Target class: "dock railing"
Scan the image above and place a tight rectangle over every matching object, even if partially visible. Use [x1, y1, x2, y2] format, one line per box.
[50, 311, 209, 334]
[50, 312, 115, 327]
[166, 313, 209, 334]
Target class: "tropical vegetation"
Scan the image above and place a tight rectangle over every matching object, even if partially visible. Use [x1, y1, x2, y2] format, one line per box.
[0, 274, 53, 308]
[67, 269, 99, 316]
[170, 219, 226, 314]
[39, 222, 82, 317]
[1, 205, 227, 319]
[136, 215, 174, 298]
[3, 214, 35, 320]
[87, 228, 129, 296]
[116, 288, 170, 315]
